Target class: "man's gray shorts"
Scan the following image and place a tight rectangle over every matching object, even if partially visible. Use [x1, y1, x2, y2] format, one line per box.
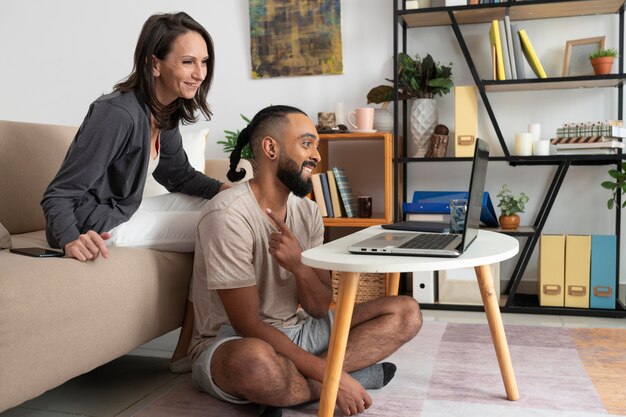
[192, 311, 334, 404]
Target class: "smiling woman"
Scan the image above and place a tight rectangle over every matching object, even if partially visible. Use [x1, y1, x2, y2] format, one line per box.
[40, 11, 229, 373]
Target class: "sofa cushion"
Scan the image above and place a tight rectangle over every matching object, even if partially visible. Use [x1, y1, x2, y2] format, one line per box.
[0, 222, 11, 249]
[0, 120, 77, 234]
[143, 128, 209, 197]
[0, 231, 192, 411]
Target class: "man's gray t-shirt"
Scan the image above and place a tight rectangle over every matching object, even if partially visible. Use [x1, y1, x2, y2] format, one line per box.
[189, 182, 324, 362]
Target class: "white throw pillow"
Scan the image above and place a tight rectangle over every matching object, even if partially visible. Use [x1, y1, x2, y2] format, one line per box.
[142, 128, 209, 198]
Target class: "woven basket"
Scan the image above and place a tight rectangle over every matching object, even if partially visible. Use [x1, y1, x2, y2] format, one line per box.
[331, 271, 387, 304]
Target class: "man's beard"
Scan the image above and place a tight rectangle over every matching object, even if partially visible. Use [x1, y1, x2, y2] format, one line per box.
[277, 155, 314, 198]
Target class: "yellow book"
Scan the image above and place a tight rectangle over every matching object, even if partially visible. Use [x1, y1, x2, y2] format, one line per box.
[538, 234, 565, 307]
[489, 20, 505, 80]
[564, 234, 591, 308]
[310, 173, 327, 217]
[518, 29, 547, 78]
[326, 170, 343, 218]
[453, 86, 478, 157]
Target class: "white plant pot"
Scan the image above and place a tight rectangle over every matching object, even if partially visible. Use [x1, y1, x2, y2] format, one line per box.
[373, 108, 393, 132]
[410, 99, 438, 157]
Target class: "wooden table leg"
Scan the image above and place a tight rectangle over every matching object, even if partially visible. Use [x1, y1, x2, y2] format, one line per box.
[319, 271, 359, 417]
[385, 272, 400, 296]
[474, 264, 519, 401]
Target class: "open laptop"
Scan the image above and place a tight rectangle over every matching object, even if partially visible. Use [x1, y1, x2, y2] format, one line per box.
[348, 138, 490, 257]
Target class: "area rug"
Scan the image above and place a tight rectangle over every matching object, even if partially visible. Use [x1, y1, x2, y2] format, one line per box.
[133, 321, 626, 416]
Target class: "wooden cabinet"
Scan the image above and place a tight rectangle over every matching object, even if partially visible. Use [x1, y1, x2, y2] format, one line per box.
[314, 132, 394, 228]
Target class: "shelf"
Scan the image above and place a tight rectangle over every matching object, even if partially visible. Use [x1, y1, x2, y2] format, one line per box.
[399, 0, 624, 28]
[323, 216, 390, 228]
[482, 74, 626, 92]
[397, 154, 626, 165]
[504, 294, 626, 317]
[483, 226, 535, 236]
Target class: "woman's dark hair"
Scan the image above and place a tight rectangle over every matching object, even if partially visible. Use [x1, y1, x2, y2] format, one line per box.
[114, 12, 215, 130]
[227, 105, 307, 182]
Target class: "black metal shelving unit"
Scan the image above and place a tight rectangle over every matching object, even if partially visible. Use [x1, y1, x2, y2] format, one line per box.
[392, 0, 626, 317]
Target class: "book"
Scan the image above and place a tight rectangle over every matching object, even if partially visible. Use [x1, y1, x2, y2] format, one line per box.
[555, 140, 624, 151]
[319, 172, 334, 218]
[326, 170, 344, 217]
[556, 149, 618, 155]
[331, 167, 358, 218]
[590, 235, 616, 310]
[538, 234, 565, 307]
[310, 173, 328, 217]
[489, 20, 506, 80]
[518, 29, 547, 78]
[510, 24, 527, 79]
[503, 15, 517, 80]
[499, 20, 513, 80]
[564, 234, 591, 308]
[406, 212, 451, 222]
[556, 123, 626, 139]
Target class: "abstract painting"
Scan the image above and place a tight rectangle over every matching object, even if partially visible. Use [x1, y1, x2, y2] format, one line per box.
[249, 0, 343, 79]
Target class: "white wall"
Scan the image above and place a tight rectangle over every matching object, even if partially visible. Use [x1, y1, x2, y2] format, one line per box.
[1, 1, 623, 286]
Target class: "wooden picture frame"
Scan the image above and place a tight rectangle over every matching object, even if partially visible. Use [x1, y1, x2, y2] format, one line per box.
[562, 36, 605, 77]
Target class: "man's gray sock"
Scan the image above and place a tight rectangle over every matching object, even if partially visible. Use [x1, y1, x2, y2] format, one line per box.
[349, 362, 397, 390]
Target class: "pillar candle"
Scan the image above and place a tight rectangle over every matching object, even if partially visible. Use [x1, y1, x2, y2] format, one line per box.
[514, 133, 533, 156]
[533, 139, 550, 156]
[528, 123, 541, 141]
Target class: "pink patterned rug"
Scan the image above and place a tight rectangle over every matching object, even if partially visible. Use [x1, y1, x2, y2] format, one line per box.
[133, 321, 626, 416]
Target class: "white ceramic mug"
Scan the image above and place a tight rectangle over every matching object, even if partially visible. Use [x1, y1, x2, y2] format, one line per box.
[347, 108, 375, 131]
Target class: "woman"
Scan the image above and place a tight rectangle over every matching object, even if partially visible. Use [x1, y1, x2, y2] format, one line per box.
[41, 11, 222, 370]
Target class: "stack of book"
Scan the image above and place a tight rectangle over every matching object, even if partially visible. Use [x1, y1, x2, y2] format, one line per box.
[402, 191, 499, 226]
[310, 167, 358, 218]
[551, 121, 626, 154]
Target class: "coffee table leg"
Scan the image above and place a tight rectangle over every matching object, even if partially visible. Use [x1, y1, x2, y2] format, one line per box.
[474, 264, 519, 401]
[318, 271, 359, 417]
[385, 272, 400, 296]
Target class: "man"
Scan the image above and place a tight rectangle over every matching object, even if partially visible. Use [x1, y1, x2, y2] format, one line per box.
[189, 105, 422, 416]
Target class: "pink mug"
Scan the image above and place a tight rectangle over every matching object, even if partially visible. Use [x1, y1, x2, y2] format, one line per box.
[347, 107, 375, 131]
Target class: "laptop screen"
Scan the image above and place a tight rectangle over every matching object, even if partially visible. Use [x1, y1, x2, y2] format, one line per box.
[459, 138, 490, 252]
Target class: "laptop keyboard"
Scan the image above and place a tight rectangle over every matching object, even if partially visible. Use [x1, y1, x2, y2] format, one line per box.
[398, 233, 458, 250]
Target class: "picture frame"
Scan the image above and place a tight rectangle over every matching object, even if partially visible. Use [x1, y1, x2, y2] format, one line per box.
[562, 36, 605, 77]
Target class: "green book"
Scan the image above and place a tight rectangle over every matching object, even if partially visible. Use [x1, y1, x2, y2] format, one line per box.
[332, 167, 357, 218]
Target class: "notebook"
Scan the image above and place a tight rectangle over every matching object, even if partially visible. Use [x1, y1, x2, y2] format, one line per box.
[348, 138, 490, 257]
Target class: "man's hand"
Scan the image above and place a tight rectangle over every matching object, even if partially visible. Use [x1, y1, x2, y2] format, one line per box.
[266, 208, 303, 273]
[64, 231, 111, 261]
[337, 373, 373, 416]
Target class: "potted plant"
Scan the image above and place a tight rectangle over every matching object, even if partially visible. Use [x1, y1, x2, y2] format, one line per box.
[496, 184, 529, 230]
[589, 48, 618, 76]
[216, 114, 257, 175]
[367, 53, 453, 157]
[217, 114, 252, 158]
[601, 161, 626, 209]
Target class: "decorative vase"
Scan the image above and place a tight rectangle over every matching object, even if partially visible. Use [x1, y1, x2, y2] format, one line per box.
[410, 99, 438, 157]
[591, 57, 614, 75]
[373, 108, 393, 132]
[499, 213, 520, 230]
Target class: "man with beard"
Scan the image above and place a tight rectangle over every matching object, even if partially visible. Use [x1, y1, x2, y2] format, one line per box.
[188, 105, 422, 417]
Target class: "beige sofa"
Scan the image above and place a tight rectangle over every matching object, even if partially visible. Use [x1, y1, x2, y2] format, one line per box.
[0, 120, 251, 411]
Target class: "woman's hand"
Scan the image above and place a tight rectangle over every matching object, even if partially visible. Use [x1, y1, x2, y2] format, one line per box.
[219, 183, 231, 192]
[64, 231, 111, 261]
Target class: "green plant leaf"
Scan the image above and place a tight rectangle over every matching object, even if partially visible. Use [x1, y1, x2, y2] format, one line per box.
[601, 181, 617, 190]
[608, 199, 615, 210]
[367, 85, 394, 104]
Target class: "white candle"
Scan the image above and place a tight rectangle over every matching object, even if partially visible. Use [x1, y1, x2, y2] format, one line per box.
[514, 133, 533, 156]
[533, 139, 550, 156]
[334, 102, 345, 125]
[528, 123, 541, 141]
